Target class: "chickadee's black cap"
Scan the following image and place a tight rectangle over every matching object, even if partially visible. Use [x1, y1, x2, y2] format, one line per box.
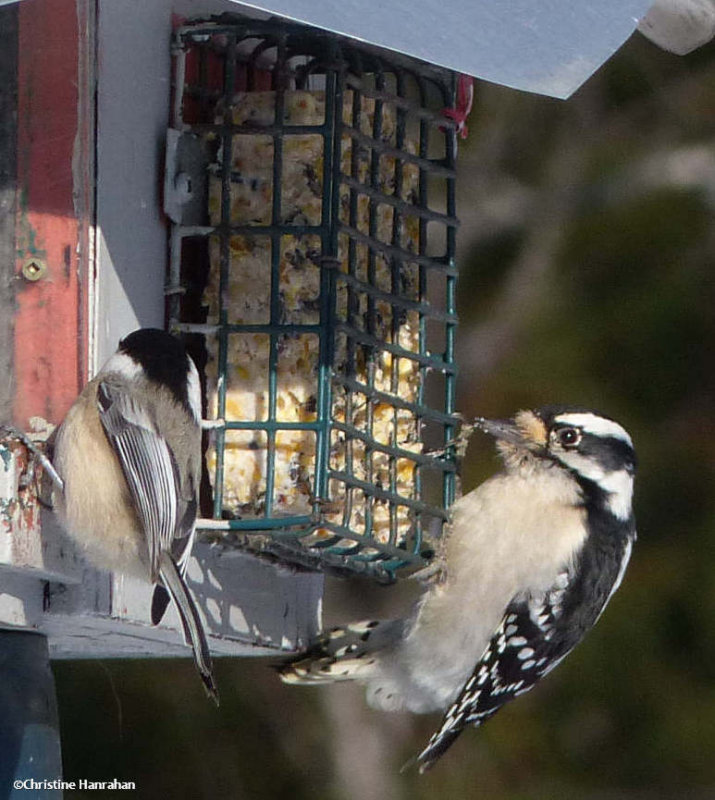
[119, 328, 192, 410]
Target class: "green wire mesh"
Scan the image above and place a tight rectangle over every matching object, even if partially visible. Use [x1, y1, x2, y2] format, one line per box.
[167, 16, 459, 580]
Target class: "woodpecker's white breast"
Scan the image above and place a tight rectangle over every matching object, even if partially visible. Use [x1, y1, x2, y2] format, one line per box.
[367, 459, 587, 713]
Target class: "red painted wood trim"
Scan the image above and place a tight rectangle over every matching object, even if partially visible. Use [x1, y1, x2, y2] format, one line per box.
[13, 0, 93, 429]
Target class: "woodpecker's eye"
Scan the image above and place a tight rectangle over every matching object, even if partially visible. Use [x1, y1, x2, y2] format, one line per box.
[555, 427, 581, 448]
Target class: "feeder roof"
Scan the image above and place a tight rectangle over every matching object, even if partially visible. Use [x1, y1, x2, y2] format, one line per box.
[236, 0, 654, 98]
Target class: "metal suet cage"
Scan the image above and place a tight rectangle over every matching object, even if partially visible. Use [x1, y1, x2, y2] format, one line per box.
[166, 16, 460, 580]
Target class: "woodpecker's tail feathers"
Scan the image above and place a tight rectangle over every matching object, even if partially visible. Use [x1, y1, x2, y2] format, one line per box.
[279, 619, 403, 685]
[158, 552, 219, 705]
[413, 728, 464, 774]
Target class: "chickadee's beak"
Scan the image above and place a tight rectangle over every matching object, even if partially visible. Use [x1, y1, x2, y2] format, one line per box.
[474, 417, 527, 446]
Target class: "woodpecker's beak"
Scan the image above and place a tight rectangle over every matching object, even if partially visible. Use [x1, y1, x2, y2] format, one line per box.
[474, 417, 526, 446]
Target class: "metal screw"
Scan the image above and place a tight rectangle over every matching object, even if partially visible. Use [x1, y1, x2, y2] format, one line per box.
[21, 259, 47, 282]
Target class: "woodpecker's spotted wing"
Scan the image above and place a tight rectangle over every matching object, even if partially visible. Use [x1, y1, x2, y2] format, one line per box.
[415, 575, 575, 772]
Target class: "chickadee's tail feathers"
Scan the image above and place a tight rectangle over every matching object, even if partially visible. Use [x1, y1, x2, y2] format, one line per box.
[279, 619, 402, 685]
[152, 529, 195, 625]
[158, 552, 219, 705]
[151, 585, 171, 625]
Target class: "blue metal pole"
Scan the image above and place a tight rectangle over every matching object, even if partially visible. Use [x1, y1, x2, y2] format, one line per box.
[0, 631, 62, 799]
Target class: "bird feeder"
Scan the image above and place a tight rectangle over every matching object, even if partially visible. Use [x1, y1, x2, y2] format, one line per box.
[0, 0, 673, 666]
[165, 17, 460, 579]
[0, 0, 669, 678]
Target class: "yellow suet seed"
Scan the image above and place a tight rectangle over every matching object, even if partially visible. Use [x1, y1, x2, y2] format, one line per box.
[203, 90, 423, 546]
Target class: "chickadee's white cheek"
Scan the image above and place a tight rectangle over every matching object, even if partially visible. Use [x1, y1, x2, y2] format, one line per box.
[186, 357, 202, 423]
[100, 351, 142, 380]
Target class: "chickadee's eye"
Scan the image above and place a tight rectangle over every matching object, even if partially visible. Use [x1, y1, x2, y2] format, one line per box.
[556, 427, 581, 448]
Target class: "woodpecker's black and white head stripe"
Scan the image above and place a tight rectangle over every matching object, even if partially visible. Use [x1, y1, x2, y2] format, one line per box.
[484, 405, 637, 521]
[415, 406, 637, 772]
[539, 407, 637, 522]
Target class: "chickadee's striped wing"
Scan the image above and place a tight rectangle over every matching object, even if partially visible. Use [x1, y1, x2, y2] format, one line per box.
[151, 521, 197, 625]
[97, 381, 181, 581]
[151, 487, 199, 621]
[98, 382, 217, 702]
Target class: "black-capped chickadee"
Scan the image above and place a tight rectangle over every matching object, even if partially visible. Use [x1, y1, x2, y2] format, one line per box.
[52, 328, 217, 703]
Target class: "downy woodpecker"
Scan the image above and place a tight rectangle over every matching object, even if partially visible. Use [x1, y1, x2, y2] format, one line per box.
[280, 406, 637, 770]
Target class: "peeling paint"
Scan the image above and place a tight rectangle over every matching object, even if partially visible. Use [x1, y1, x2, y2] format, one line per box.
[0, 439, 43, 548]
[13, 0, 85, 429]
[15, 188, 48, 264]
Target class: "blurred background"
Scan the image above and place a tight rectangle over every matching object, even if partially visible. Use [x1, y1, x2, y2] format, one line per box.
[54, 29, 715, 799]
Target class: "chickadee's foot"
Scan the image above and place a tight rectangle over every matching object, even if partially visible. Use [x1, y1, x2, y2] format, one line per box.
[0, 423, 64, 494]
